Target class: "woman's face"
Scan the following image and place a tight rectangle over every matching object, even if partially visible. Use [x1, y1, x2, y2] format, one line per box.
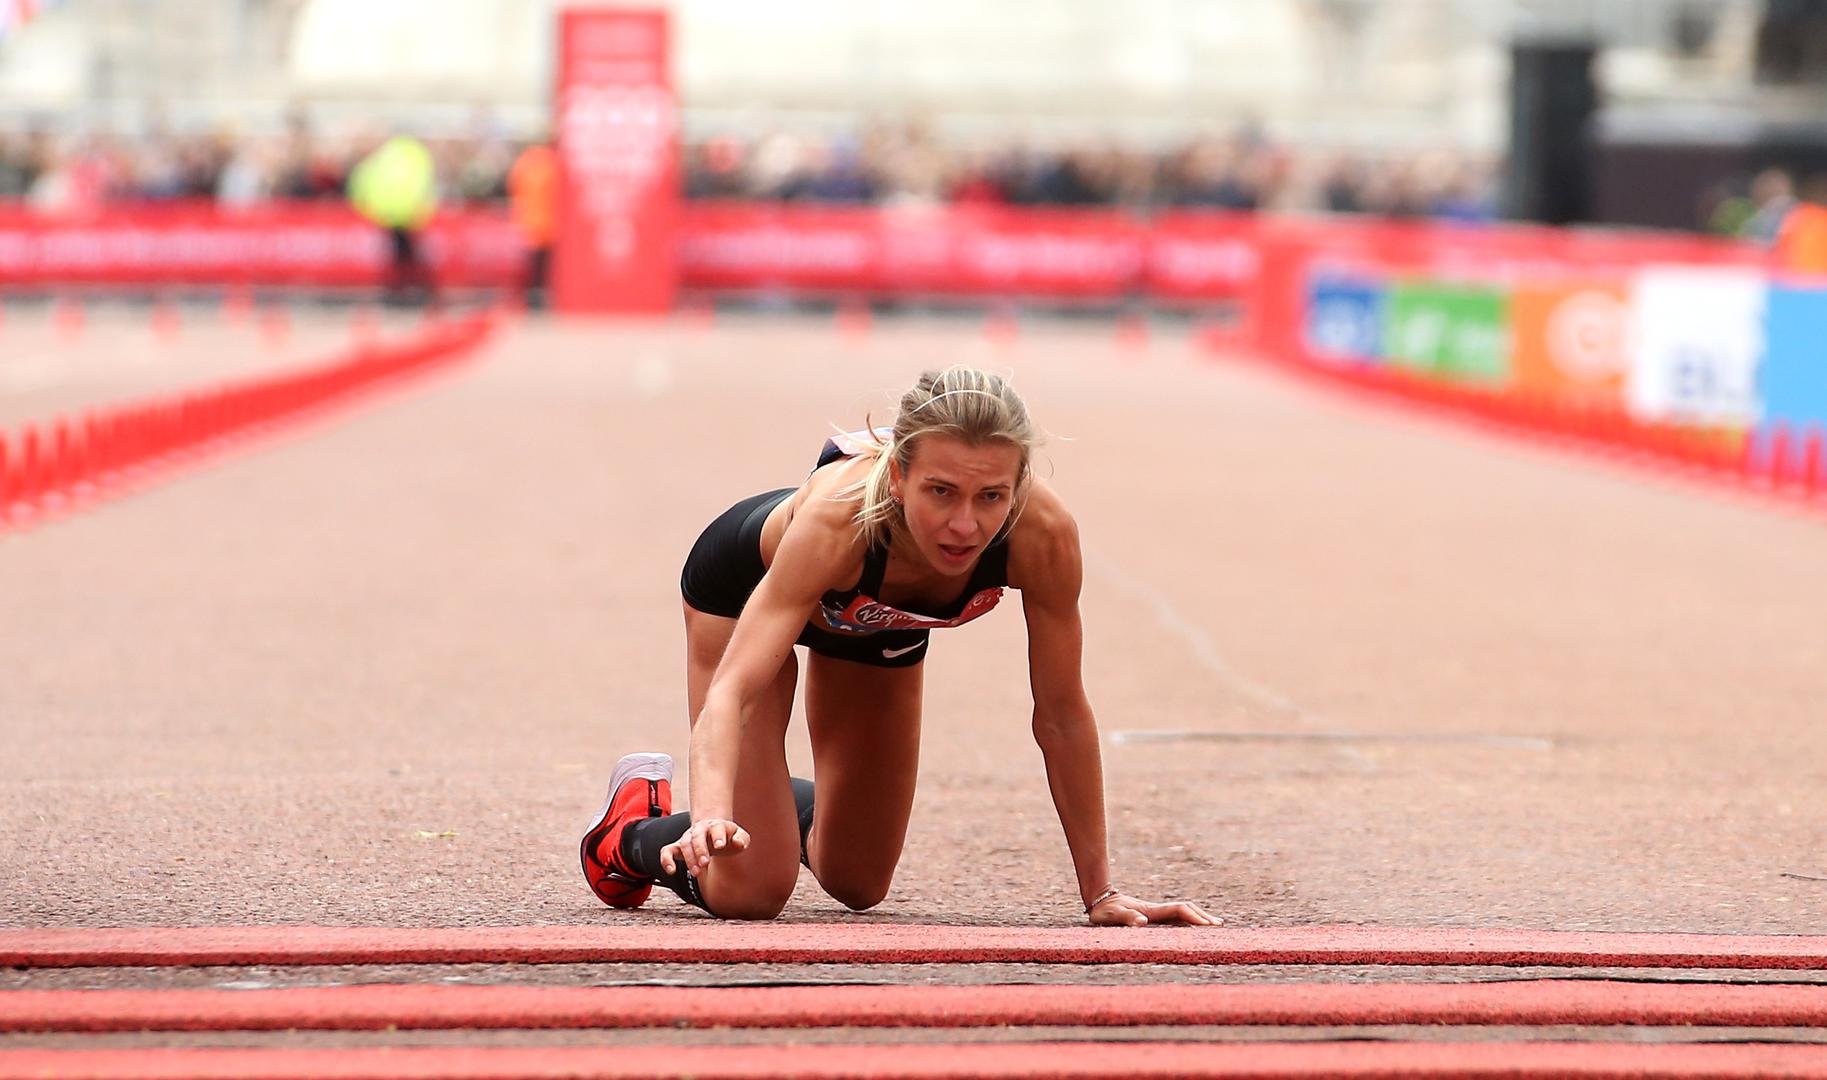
[890, 434, 1023, 576]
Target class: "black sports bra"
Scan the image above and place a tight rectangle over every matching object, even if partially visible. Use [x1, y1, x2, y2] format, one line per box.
[809, 430, 1012, 637]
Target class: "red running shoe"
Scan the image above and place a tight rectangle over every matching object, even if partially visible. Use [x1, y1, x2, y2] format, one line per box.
[580, 752, 673, 908]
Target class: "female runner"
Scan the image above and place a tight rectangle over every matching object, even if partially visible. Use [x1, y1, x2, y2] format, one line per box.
[581, 365, 1215, 926]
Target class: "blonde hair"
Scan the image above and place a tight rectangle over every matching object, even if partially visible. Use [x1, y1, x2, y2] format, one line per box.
[837, 366, 1041, 549]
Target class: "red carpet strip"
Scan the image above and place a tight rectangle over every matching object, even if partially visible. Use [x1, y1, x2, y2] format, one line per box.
[5, 925, 1827, 970]
[3, 980, 1826, 1033]
[5, 1041, 1827, 1079]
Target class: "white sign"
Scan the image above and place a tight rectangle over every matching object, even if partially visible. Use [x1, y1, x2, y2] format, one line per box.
[1625, 267, 1767, 425]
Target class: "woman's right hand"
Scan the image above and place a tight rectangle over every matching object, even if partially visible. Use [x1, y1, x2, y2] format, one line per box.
[659, 818, 750, 877]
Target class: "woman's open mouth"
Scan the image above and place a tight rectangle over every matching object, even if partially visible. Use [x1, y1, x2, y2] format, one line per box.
[937, 542, 975, 563]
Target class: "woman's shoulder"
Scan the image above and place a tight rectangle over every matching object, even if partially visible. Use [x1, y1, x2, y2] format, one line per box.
[1011, 477, 1077, 540]
[1005, 478, 1081, 590]
[762, 456, 871, 582]
[793, 453, 873, 530]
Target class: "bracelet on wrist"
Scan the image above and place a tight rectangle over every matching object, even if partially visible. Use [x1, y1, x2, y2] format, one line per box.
[1085, 884, 1121, 913]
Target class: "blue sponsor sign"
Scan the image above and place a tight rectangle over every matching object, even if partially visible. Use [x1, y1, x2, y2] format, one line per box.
[1304, 276, 1384, 364]
[1758, 286, 1827, 431]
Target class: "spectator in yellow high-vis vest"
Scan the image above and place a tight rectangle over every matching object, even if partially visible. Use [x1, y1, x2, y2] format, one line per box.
[349, 134, 439, 307]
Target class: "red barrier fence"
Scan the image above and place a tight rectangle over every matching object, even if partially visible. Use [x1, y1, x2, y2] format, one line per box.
[0, 314, 495, 532]
[0, 203, 525, 289]
[0, 201, 1758, 306]
[0, 201, 1266, 301]
[1203, 331, 1825, 509]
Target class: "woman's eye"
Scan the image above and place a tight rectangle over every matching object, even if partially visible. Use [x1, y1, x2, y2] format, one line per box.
[980, 492, 1002, 503]
[929, 486, 950, 497]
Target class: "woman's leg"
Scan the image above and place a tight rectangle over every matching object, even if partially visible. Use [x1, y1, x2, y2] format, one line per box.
[802, 651, 925, 911]
[679, 602, 803, 919]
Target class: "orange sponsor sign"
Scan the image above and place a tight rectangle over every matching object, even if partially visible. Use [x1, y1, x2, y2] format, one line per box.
[1509, 282, 1630, 405]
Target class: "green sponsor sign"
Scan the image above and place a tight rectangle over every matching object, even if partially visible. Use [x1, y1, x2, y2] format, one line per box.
[1383, 282, 1511, 383]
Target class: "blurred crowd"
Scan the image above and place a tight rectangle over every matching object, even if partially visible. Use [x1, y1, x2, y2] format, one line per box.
[686, 122, 1497, 221]
[0, 119, 516, 210]
[0, 117, 1499, 222]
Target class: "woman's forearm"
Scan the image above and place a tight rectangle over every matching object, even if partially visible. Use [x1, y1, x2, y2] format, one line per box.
[688, 685, 746, 822]
[1034, 707, 1112, 907]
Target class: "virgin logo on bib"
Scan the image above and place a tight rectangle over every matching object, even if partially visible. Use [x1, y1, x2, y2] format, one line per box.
[817, 588, 1004, 635]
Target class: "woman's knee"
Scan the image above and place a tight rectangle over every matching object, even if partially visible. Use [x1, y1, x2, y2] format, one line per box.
[818, 872, 894, 912]
[705, 882, 796, 921]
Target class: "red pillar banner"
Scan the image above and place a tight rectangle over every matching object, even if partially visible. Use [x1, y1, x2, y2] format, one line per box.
[552, 7, 678, 314]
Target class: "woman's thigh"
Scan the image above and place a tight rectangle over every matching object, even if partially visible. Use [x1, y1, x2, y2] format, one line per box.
[803, 649, 924, 911]
[683, 602, 802, 918]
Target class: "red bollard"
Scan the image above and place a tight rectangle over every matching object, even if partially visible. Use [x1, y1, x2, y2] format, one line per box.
[351, 302, 382, 345]
[984, 302, 1018, 349]
[20, 427, 42, 503]
[151, 296, 182, 344]
[836, 296, 872, 343]
[677, 294, 715, 332]
[259, 302, 292, 349]
[1803, 426, 1825, 497]
[53, 295, 85, 344]
[223, 283, 255, 325]
[1769, 423, 1794, 487]
[84, 414, 107, 482]
[1115, 311, 1149, 356]
[50, 420, 75, 496]
[1738, 428, 1762, 479]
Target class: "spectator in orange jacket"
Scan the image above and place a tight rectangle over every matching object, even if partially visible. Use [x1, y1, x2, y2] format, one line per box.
[508, 141, 559, 309]
[1775, 175, 1827, 277]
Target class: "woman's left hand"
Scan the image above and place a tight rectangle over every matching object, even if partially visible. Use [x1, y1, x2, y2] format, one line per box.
[1087, 892, 1219, 927]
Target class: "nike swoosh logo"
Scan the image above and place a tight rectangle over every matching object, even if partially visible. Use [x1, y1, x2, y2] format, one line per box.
[881, 642, 926, 659]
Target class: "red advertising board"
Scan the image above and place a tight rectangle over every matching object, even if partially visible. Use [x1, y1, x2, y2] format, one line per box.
[551, 7, 678, 314]
[0, 203, 523, 287]
[677, 204, 1261, 300]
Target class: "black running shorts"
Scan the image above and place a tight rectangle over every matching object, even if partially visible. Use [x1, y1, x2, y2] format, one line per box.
[679, 490, 930, 669]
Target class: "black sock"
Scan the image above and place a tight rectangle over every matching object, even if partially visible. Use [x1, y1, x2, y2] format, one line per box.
[616, 779, 814, 906]
[621, 812, 692, 878]
[621, 812, 705, 909]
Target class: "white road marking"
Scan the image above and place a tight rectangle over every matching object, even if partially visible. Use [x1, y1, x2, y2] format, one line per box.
[1082, 542, 1316, 726]
[630, 352, 672, 398]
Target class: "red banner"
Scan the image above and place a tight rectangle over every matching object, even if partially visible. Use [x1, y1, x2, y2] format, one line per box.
[0, 203, 523, 288]
[551, 7, 678, 314]
[0, 201, 1767, 336]
[679, 203, 1261, 300]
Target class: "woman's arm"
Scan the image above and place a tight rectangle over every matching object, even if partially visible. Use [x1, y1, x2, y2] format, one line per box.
[673, 492, 858, 875]
[1017, 506, 1112, 908]
[1015, 489, 1217, 926]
